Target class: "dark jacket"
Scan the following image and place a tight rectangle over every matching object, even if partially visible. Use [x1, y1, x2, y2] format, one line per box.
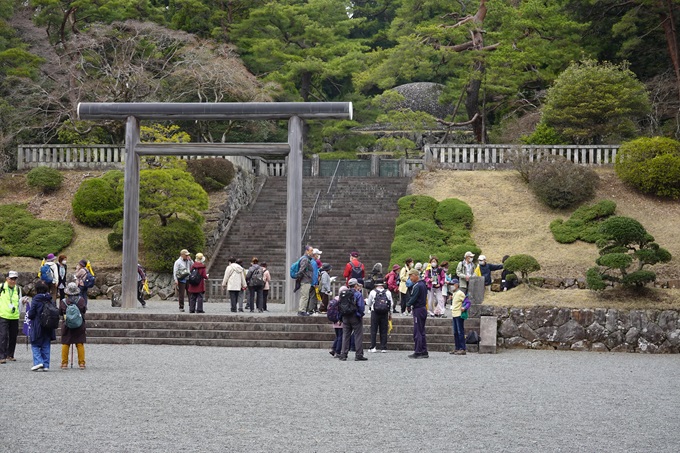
[353, 289, 366, 318]
[478, 263, 504, 286]
[27, 293, 57, 342]
[187, 262, 208, 293]
[407, 280, 427, 308]
[59, 295, 87, 344]
[246, 264, 264, 288]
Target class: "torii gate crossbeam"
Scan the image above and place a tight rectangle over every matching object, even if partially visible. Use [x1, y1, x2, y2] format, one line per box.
[78, 102, 352, 311]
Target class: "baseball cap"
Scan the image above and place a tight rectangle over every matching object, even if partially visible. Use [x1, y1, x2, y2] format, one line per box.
[313, 248, 322, 255]
[464, 251, 474, 258]
[8, 271, 19, 279]
[478, 255, 486, 261]
[180, 249, 190, 256]
[408, 269, 419, 276]
[348, 278, 359, 286]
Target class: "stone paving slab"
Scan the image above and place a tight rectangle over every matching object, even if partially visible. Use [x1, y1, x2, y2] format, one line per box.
[1, 343, 678, 452]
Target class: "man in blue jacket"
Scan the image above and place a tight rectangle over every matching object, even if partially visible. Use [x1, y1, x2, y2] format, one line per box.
[339, 278, 367, 362]
[406, 269, 429, 358]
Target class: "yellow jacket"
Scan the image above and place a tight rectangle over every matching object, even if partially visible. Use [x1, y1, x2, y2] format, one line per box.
[0, 282, 22, 320]
[450, 289, 465, 318]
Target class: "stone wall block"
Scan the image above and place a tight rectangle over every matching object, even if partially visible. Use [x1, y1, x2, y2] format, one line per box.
[555, 320, 586, 343]
[640, 323, 666, 344]
[657, 311, 678, 331]
[610, 343, 631, 353]
[478, 305, 496, 316]
[554, 308, 572, 327]
[572, 308, 594, 326]
[157, 287, 174, 300]
[586, 322, 608, 343]
[625, 327, 639, 344]
[628, 311, 646, 330]
[616, 310, 633, 331]
[605, 309, 618, 332]
[529, 307, 556, 329]
[571, 340, 590, 351]
[499, 318, 520, 338]
[667, 329, 680, 347]
[593, 308, 607, 325]
[555, 342, 571, 350]
[505, 337, 531, 349]
[518, 323, 538, 342]
[530, 341, 554, 350]
[535, 326, 558, 343]
[509, 307, 525, 325]
[591, 342, 608, 352]
[637, 338, 658, 353]
[606, 331, 624, 350]
[105, 272, 121, 286]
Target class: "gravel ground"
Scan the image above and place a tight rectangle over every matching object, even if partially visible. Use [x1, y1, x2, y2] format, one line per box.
[1, 343, 678, 453]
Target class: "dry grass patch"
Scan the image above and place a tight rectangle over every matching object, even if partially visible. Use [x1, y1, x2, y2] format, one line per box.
[409, 168, 680, 280]
[486, 285, 680, 311]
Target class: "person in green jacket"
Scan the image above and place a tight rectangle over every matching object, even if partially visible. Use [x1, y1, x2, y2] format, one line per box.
[0, 271, 23, 364]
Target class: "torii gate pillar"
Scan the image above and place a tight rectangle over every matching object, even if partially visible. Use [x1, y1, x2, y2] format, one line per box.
[285, 116, 303, 313]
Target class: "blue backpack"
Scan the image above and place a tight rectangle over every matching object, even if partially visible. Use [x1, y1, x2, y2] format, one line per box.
[326, 297, 341, 323]
[40, 264, 54, 284]
[83, 270, 96, 289]
[65, 301, 83, 329]
[289, 257, 303, 279]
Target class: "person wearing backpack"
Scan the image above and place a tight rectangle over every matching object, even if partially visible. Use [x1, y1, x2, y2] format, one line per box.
[59, 282, 87, 369]
[327, 286, 345, 357]
[338, 278, 367, 362]
[385, 264, 400, 314]
[343, 251, 365, 285]
[456, 251, 476, 294]
[474, 255, 504, 291]
[367, 278, 393, 353]
[448, 279, 468, 356]
[75, 259, 92, 306]
[26, 281, 57, 371]
[261, 262, 271, 311]
[406, 269, 429, 359]
[137, 263, 148, 308]
[57, 254, 68, 303]
[295, 246, 316, 316]
[40, 253, 59, 302]
[0, 271, 23, 364]
[246, 257, 265, 313]
[187, 253, 209, 314]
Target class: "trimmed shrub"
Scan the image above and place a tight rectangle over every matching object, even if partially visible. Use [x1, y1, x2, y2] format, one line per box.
[550, 200, 616, 244]
[521, 123, 567, 145]
[72, 172, 124, 227]
[615, 137, 680, 198]
[107, 220, 123, 251]
[26, 167, 63, 193]
[435, 198, 474, 230]
[186, 158, 236, 192]
[526, 157, 599, 209]
[140, 218, 205, 273]
[0, 204, 73, 258]
[396, 195, 438, 224]
[503, 254, 541, 284]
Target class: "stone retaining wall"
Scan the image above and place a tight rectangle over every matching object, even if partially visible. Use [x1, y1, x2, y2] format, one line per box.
[477, 305, 680, 353]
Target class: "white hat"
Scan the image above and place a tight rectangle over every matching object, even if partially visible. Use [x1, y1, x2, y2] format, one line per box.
[478, 255, 486, 261]
[464, 251, 474, 258]
[7, 271, 18, 279]
[313, 248, 322, 255]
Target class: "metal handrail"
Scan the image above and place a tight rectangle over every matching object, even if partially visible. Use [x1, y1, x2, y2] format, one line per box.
[301, 189, 321, 243]
[327, 160, 341, 195]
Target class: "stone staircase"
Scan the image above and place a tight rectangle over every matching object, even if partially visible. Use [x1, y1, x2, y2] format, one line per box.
[209, 176, 410, 282]
[70, 312, 480, 352]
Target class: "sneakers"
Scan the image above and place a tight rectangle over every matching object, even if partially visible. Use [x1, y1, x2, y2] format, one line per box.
[61, 364, 68, 369]
[297, 311, 310, 316]
[369, 347, 377, 353]
[179, 308, 185, 312]
[7, 357, 15, 362]
[355, 356, 368, 361]
[338, 356, 347, 361]
[31, 364, 44, 371]
[454, 350, 467, 355]
[408, 353, 429, 359]
[0, 359, 5, 364]
[79, 365, 86, 370]
[329, 351, 336, 357]
[381, 350, 387, 353]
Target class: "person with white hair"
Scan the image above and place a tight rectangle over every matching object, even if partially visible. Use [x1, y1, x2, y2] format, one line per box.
[455, 251, 476, 293]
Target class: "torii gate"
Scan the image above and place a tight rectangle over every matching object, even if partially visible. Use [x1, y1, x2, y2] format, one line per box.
[77, 102, 353, 311]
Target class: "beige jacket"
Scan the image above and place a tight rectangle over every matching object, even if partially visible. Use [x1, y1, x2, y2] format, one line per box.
[222, 263, 246, 291]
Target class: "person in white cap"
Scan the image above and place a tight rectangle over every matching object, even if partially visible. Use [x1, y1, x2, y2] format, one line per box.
[456, 251, 476, 293]
[474, 255, 503, 291]
[173, 249, 194, 312]
[0, 271, 22, 364]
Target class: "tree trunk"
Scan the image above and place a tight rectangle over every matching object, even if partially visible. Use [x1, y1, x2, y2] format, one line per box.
[300, 71, 312, 102]
[659, 0, 680, 101]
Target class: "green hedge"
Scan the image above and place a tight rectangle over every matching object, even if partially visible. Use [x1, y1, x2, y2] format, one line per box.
[72, 171, 124, 227]
[140, 218, 205, 272]
[391, 196, 479, 266]
[527, 158, 599, 209]
[186, 158, 236, 192]
[0, 204, 73, 258]
[107, 220, 123, 251]
[550, 200, 616, 244]
[615, 137, 680, 199]
[26, 167, 63, 193]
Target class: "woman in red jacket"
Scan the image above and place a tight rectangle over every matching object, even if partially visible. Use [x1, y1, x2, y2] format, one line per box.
[187, 253, 209, 313]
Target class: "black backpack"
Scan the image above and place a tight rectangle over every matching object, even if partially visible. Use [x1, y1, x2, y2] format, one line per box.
[363, 276, 375, 291]
[338, 289, 357, 316]
[349, 262, 363, 280]
[249, 266, 265, 287]
[187, 268, 202, 286]
[40, 301, 60, 330]
[372, 289, 390, 314]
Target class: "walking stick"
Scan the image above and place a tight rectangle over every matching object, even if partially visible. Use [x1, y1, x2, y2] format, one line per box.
[70, 343, 74, 369]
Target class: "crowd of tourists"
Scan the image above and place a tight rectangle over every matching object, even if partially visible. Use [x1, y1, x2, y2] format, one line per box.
[0, 253, 94, 371]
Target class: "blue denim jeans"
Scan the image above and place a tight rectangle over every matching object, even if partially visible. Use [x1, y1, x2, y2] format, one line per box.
[79, 286, 89, 307]
[332, 328, 343, 354]
[452, 316, 466, 351]
[412, 306, 428, 354]
[31, 337, 51, 368]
